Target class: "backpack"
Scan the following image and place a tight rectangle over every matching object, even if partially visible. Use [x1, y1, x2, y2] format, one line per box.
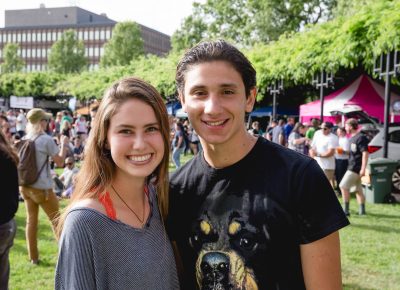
[15, 134, 48, 186]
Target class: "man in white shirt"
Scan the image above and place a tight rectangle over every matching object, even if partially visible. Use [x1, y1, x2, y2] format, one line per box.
[310, 121, 339, 187]
[16, 109, 27, 137]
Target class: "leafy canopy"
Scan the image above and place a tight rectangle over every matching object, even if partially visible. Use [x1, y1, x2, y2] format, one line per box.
[100, 21, 144, 67]
[1, 43, 25, 73]
[48, 29, 87, 74]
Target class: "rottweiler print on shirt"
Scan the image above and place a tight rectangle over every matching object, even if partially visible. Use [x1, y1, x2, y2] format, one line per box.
[168, 137, 349, 290]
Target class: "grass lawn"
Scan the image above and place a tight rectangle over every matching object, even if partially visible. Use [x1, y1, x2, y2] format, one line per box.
[9, 154, 400, 289]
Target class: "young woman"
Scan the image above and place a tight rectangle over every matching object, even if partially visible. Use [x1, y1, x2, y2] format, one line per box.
[0, 130, 19, 288]
[55, 77, 179, 289]
[20, 108, 69, 265]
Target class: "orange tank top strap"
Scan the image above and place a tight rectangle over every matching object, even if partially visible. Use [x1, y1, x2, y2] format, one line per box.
[98, 191, 117, 220]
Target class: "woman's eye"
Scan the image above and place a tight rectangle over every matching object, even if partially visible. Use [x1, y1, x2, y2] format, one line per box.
[119, 129, 132, 134]
[147, 126, 159, 132]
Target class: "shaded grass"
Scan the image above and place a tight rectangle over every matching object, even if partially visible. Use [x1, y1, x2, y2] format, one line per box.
[9, 153, 400, 289]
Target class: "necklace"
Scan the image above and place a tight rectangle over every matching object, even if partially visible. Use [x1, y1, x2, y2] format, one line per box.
[111, 184, 146, 225]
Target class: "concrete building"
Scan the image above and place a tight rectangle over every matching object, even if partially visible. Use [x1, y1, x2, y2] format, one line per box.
[0, 5, 171, 72]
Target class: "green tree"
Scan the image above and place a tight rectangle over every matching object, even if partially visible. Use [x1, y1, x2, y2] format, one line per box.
[172, 0, 338, 49]
[100, 21, 144, 67]
[48, 29, 87, 73]
[1, 43, 24, 73]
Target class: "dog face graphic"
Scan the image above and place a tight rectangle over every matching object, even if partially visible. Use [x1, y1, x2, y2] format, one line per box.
[189, 191, 271, 290]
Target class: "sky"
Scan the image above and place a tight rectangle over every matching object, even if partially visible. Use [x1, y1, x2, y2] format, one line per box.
[0, 0, 202, 36]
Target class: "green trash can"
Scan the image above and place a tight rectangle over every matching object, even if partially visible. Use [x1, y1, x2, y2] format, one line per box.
[364, 158, 398, 203]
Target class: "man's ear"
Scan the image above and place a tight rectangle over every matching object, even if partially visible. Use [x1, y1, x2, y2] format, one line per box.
[245, 87, 257, 113]
[178, 91, 186, 111]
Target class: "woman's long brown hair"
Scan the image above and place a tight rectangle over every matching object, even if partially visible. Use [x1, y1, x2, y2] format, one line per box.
[56, 77, 170, 238]
[0, 129, 18, 165]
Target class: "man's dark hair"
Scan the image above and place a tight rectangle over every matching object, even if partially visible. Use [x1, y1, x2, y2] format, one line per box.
[176, 40, 257, 97]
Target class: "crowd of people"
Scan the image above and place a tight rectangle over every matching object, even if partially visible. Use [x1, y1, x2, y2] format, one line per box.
[0, 40, 358, 290]
[252, 115, 369, 216]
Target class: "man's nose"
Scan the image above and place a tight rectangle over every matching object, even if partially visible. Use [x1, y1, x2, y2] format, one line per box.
[204, 94, 223, 115]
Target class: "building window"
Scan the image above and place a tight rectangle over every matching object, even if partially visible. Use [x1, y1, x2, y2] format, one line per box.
[22, 33, 26, 42]
[106, 29, 111, 39]
[57, 31, 62, 39]
[85, 47, 89, 56]
[22, 49, 26, 57]
[27, 32, 31, 42]
[17, 33, 21, 42]
[42, 32, 46, 42]
[0, 49, 2, 58]
[52, 31, 57, 41]
[27, 49, 31, 58]
[84, 30, 89, 40]
[100, 46, 105, 56]
[95, 29, 100, 40]
[32, 49, 36, 58]
[47, 32, 52, 41]
[42, 48, 46, 57]
[89, 30, 94, 40]
[37, 49, 41, 58]
[100, 29, 105, 40]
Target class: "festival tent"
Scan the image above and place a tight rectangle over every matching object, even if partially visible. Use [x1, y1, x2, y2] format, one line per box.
[299, 75, 400, 123]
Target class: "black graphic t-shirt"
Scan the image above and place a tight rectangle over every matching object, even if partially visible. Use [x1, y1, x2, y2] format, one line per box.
[167, 137, 349, 290]
[348, 132, 369, 173]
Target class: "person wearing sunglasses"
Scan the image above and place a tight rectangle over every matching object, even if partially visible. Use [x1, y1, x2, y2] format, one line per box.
[310, 121, 339, 188]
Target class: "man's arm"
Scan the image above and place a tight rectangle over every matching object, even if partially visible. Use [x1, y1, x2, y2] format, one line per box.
[300, 231, 343, 290]
[360, 151, 369, 177]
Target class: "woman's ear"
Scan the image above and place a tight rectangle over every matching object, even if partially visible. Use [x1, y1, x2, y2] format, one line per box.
[104, 140, 110, 150]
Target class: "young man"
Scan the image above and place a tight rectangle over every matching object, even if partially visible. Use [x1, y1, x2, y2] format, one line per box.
[340, 118, 369, 216]
[167, 40, 349, 290]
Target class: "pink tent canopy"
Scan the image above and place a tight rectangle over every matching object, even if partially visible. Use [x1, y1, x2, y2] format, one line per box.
[299, 75, 400, 123]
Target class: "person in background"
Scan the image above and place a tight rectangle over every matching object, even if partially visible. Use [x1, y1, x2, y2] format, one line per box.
[0, 115, 11, 141]
[334, 127, 350, 195]
[265, 119, 277, 141]
[6, 110, 17, 137]
[310, 121, 339, 188]
[340, 118, 369, 216]
[248, 120, 262, 137]
[305, 118, 320, 141]
[53, 112, 63, 138]
[53, 157, 79, 197]
[0, 130, 19, 289]
[168, 39, 349, 290]
[72, 136, 84, 161]
[73, 115, 88, 142]
[171, 120, 186, 168]
[284, 116, 295, 141]
[287, 122, 308, 154]
[272, 119, 286, 146]
[55, 77, 178, 289]
[19, 108, 69, 265]
[16, 109, 27, 137]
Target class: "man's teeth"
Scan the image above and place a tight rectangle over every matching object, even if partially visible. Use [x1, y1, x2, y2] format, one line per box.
[129, 154, 151, 162]
[206, 120, 225, 126]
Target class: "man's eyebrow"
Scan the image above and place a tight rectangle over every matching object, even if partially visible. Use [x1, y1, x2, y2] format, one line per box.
[188, 83, 239, 91]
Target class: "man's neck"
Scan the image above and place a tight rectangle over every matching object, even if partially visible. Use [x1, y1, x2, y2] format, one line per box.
[201, 133, 257, 169]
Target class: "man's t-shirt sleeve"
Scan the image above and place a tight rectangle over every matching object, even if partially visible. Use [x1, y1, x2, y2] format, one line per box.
[293, 159, 349, 244]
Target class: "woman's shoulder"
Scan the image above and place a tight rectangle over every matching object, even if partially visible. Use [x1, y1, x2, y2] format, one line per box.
[71, 198, 106, 214]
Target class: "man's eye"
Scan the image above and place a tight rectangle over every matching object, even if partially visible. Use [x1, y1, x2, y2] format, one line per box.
[193, 91, 206, 96]
[223, 90, 234, 95]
